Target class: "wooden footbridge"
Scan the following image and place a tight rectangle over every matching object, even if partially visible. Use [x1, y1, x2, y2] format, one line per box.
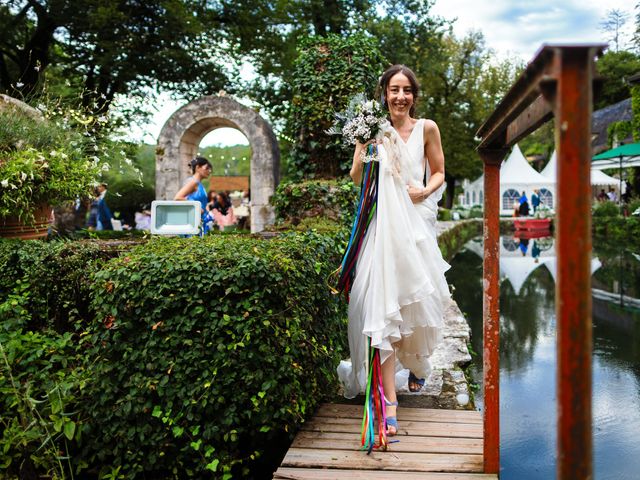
[276, 43, 603, 479]
[274, 403, 495, 479]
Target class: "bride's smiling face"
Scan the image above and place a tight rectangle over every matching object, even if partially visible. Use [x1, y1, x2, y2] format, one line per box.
[386, 73, 414, 117]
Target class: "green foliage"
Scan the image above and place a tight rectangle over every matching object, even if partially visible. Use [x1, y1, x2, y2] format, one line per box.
[593, 216, 640, 244]
[438, 208, 452, 221]
[101, 141, 153, 220]
[0, 103, 100, 223]
[632, 85, 640, 142]
[199, 144, 252, 177]
[520, 121, 555, 160]
[286, 33, 386, 179]
[437, 219, 482, 262]
[0, 239, 121, 331]
[0, 279, 87, 478]
[271, 178, 359, 226]
[0, 1, 231, 116]
[405, 31, 523, 207]
[628, 197, 640, 215]
[607, 120, 634, 147]
[595, 50, 640, 110]
[0, 231, 349, 478]
[592, 200, 621, 217]
[81, 233, 347, 477]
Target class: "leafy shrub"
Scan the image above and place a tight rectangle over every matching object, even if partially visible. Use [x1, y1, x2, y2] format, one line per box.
[0, 280, 87, 478]
[592, 200, 620, 217]
[468, 205, 483, 219]
[437, 208, 452, 221]
[271, 178, 359, 226]
[0, 230, 349, 478]
[627, 197, 640, 216]
[102, 141, 154, 226]
[593, 216, 640, 243]
[0, 239, 126, 331]
[79, 232, 347, 478]
[0, 103, 100, 223]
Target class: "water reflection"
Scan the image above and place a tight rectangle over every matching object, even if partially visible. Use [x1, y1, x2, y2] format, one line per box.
[447, 234, 640, 480]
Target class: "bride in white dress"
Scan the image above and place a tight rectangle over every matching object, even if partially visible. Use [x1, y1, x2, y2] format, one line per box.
[337, 65, 450, 436]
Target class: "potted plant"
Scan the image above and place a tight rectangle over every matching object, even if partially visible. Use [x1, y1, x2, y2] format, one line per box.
[0, 95, 101, 239]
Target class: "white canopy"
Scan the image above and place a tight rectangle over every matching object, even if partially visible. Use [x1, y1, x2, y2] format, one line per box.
[462, 144, 556, 214]
[501, 144, 550, 185]
[590, 169, 618, 186]
[541, 150, 618, 186]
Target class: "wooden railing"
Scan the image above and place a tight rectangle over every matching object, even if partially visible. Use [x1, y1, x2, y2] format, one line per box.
[475, 44, 606, 478]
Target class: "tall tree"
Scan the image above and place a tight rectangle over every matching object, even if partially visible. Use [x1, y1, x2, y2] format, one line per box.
[634, 2, 640, 53]
[600, 8, 630, 53]
[595, 50, 640, 109]
[0, 0, 233, 115]
[392, 31, 521, 207]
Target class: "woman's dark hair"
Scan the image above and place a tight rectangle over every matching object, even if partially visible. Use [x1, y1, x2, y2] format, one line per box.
[189, 156, 212, 174]
[217, 191, 230, 208]
[377, 64, 420, 118]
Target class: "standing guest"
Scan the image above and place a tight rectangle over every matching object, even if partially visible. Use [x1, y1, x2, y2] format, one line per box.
[531, 189, 540, 213]
[174, 157, 213, 231]
[513, 203, 520, 217]
[97, 183, 113, 231]
[86, 188, 99, 230]
[519, 199, 530, 217]
[337, 65, 449, 436]
[519, 191, 528, 205]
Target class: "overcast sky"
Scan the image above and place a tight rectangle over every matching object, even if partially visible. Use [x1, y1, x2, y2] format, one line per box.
[431, 0, 635, 59]
[127, 1, 637, 146]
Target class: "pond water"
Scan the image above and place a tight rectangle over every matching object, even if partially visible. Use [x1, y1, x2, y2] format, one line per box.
[447, 234, 640, 480]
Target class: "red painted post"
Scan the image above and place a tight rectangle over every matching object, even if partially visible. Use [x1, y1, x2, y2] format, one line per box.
[553, 47, 595, 480]
[479, 150, 507, 474]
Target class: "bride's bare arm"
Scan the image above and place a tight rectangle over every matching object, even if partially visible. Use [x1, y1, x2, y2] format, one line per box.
[408, 120, 445, 203]
[350, 141, 367, 185]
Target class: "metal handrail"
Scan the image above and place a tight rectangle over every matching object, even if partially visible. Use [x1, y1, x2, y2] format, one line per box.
[475, 43, 606, 478]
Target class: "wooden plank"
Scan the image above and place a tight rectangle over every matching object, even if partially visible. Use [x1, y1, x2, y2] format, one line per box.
[281, 448, 483, 473]
[302, 418, 483, 439]
[292, 430, 482, 454]
[274, 467, 498, 479]
[315, 404, 482, 424]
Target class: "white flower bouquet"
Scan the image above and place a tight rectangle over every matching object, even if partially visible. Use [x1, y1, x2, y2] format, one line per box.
[327, 93, 387, 161]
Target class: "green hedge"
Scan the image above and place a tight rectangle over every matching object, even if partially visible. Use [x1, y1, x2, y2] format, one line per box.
[593, 216, 640, 243]
[0, 240, 123, 331]
[0, 231, 348, 478]
[271, 179, 358, 226]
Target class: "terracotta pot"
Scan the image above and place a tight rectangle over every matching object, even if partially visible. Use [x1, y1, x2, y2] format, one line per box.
[0, 204, 52, 240]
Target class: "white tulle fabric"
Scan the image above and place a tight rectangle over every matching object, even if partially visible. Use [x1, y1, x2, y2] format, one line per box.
[337, 119, 451, 399]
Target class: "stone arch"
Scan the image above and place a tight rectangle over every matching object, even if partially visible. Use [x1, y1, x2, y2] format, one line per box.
[156, 95, 279, 232]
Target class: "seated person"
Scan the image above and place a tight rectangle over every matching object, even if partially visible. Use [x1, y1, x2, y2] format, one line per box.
[208, 191, 236, 230]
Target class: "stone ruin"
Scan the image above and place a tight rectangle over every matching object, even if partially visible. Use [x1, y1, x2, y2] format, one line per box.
[156, 95, 280, 233]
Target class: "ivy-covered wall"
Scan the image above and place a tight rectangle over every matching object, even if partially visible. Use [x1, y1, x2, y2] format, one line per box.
[285, 33, 386, 180]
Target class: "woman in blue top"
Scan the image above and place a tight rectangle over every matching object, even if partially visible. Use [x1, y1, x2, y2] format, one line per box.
[174, 156, 213, 231]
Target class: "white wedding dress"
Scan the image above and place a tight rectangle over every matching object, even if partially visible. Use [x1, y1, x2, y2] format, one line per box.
[337, 119, 451, 399]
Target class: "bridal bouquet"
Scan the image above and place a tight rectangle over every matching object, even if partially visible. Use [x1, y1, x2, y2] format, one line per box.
[327, 93, 387, 161]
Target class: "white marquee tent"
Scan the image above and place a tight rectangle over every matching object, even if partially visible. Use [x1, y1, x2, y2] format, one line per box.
[540, 150, 620, 199]
[463, 144, 556, 215]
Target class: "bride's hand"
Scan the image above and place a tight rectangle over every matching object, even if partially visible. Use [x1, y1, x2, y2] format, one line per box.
[407, 185, 428, 203]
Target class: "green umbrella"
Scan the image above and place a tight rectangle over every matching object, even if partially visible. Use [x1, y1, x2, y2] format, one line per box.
[592, 142, 640, 204]
[593, 142, 640, 161]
